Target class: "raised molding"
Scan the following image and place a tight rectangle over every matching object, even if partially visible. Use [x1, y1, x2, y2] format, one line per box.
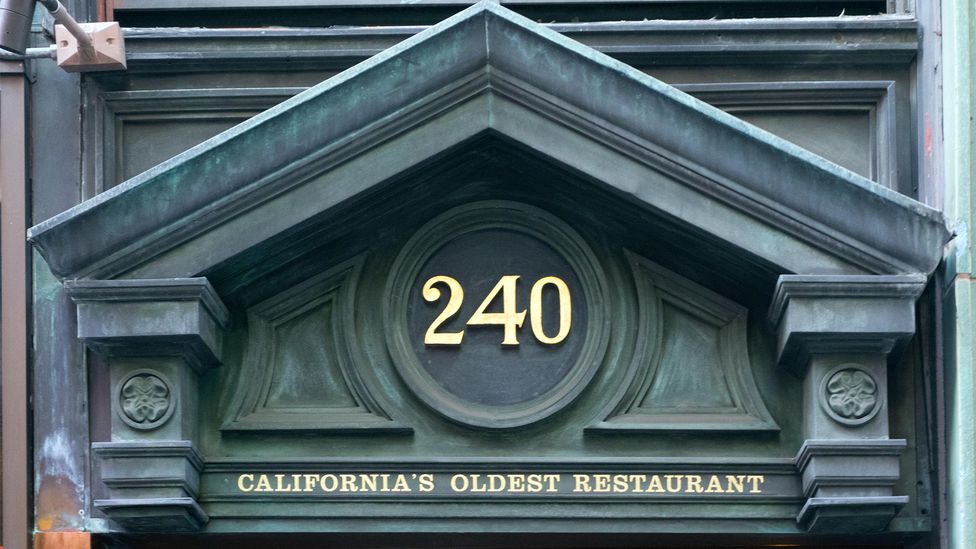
[794, 439, 906, 497]
[797, 496, 909, 533]
[384, 202, 611, 429]
[223, 254, 409, 433]
[92, 440, 208, 532]
[65, 277, 230, 324]
[93, 497, 208, 532]
[589, 250, 778, 433]
[116, 17, 918, 71]
[66, 277, 230, 372]
[31, 4, 947, 282]
[768, 274, 927, 375]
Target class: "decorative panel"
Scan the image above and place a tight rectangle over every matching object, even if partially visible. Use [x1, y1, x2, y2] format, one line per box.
[222, 254, 408, 433]
[384, 201, 611, 429]
[87, 88, 300, 195]
[680, 81, 897, 189]
[87, 82, 900, 202]
[589, 251, 778, 432]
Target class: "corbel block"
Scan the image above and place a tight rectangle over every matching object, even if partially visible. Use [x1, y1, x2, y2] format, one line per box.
[794, 439, 908, 533]
[93, 497, 207, 532]
[768, 274, 926, 376]
[66, 278, 230, 372]
[796, 439, 906, 498]
[797, 496, 908, 533]
[92, 441, 207, 532]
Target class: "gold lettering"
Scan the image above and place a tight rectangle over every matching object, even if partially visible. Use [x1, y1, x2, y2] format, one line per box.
[665, 475, 683, 493]
[544, 474, 560, 493]
[301, 474, 319, 492]
[630, 474, 647, 492]
[530, 276, 571, 344]
[422, 275, 573, 347]
[468, 275, 526, 345]
[573, 474, 592, 493]
[232, 471, 767, 497]
[747, 475, 764, 494]
[450, 474, 468, 492]
[469, 474, 487, 493]
[393, 474, 411, 492]
[726, 475, 745, 493]
[508, 475, 525, 493]
[705, 475, 724, 493]
[237, 474, 255, 492]
[320, 474, 338, 492]
[488, 474, 506, 493]
[360, 474, 377, 492]
[340, 474, 358, 493]
[423, 276, 465, 345]
[418, 474, 435, 492]
[255, 474, 272, 492]
[593, 474, 610, 493]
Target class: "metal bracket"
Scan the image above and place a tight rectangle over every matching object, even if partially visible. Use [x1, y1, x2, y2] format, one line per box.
[55, 22, 126, 72]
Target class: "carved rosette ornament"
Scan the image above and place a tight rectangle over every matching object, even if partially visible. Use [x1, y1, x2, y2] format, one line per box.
[827, 369, 877, 419]
[123, 375, 169, 422]
[819, 364, 882, 426]
[117, 370, 176, 430]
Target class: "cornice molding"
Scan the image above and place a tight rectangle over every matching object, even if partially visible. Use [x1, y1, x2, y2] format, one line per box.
[118, 16, 919, 71]
[28, 2, 946, 282]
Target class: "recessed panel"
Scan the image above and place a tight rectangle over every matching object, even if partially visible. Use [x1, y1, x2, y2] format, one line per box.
[386, 201, 610, 429]
[407, 229, 587, 407]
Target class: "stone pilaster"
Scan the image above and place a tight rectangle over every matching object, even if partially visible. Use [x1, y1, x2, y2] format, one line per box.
[67, 278, 229, 532]
[768, 274, 926, 533]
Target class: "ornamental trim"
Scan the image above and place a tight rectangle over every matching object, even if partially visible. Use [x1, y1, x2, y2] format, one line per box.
[117, 369, 176, 431]
[819, 363, 883, 426]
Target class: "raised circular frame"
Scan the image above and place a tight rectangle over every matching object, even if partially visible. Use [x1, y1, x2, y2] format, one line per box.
[384, 201, 611, 429]
[115, 368, 177, 431]
[818, 363, 884, 427]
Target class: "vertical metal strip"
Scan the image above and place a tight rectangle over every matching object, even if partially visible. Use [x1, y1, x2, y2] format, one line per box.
[944, 0, 976, 544]
[915, 0, 943, 207]
[0, 59, 32, 549]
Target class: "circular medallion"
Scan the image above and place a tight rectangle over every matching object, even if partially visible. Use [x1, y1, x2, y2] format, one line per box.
[818, 363, 882, 426]
[116, 369, 176, 430]
[385, 201, 610, 429]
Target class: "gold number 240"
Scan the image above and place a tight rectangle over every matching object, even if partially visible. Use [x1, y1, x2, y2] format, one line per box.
[422, 275, 571, 346]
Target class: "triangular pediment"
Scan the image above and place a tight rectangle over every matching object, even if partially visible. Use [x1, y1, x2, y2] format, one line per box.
[28, 1, 948, 281]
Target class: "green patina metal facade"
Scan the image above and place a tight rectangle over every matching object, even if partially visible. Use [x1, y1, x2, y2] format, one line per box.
[8, 0, 973, 547]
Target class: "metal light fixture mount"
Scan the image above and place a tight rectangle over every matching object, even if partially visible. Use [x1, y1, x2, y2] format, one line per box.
[54, 19, 125, 72]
